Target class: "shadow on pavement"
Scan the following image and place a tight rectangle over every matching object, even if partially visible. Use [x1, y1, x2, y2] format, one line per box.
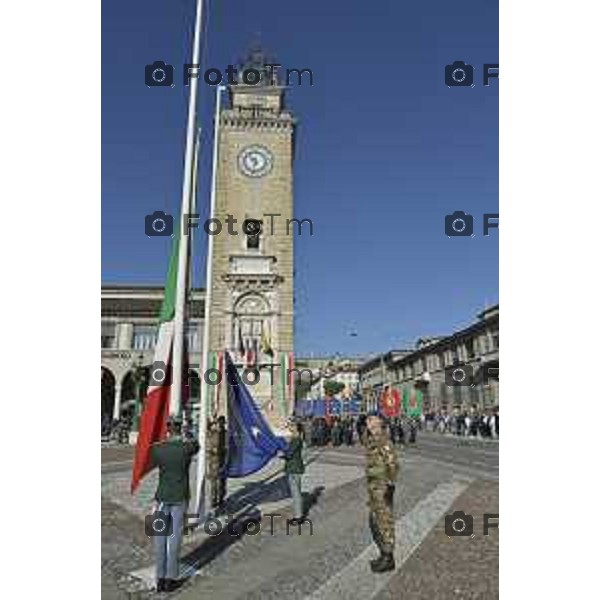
[223, 474, 290, 514]
[179, 508, 262, 571]
[302, 485, 325, 518]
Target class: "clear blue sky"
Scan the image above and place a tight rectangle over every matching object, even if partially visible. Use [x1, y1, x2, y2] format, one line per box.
[102, 0, 498, 356]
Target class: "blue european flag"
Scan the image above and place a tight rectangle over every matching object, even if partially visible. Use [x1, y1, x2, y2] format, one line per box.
[330, 398, 342, 415]
[349, 396, 362, 415]
[223, 353, 289, 478]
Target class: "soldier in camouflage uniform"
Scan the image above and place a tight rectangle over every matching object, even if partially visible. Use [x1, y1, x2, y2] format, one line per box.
[206, 417, 227, 513]
[365, 412, 399, 573]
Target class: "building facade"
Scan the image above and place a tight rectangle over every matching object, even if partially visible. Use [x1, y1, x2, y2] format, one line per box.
[102, 50, 300, 431]
[101, 286, 205, 424]
[205, 50, 296, 430]
[305, 369, 360, 400]
[358, 305, 499, 413]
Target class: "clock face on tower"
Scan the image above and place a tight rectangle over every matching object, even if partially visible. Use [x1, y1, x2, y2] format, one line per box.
[238, 145, 273, 178]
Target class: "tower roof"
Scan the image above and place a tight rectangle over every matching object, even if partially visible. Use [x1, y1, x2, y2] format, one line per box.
[238, 44, 280, 86]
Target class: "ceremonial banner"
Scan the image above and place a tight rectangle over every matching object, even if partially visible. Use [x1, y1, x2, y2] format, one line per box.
[349, 396, 362, 415]
[330, 398, 342, 416]
[131, 235, 180, 493]
[402, 388, 423, 418]
[224, 353, 289, 478]
[261, 323, 273, 356]
[312, 398, 326, 417]
[380, 387, 401, 418]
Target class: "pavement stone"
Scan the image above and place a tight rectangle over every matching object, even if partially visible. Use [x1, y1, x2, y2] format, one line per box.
[101, 435, 498, 599]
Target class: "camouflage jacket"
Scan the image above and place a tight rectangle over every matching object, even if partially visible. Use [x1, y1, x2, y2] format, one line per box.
[365, 432, 399, 484]
[206, 427, 222, 475]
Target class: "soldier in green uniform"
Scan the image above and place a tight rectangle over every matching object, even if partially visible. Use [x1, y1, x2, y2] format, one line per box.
[148, 416, 199, 592]
[365, 412, 399, 573]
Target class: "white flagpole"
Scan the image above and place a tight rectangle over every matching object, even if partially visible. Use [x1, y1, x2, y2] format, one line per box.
[188, 127, 201, 284]
[171, 0, 206, 417]
[194, 84, 225, 517]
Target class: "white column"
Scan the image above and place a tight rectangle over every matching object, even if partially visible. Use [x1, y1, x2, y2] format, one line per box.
[117, 323, 134, 350]
[113, 382, 122, 420]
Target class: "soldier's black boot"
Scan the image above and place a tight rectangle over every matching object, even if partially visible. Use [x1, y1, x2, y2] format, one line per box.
[371, 553, 395, 573]
[370, 553, 384, 569]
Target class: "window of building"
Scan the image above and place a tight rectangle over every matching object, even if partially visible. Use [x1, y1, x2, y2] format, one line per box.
[185, 322, 202, 353]
[492, 332, 499, 350]
[133, 325, 158, 351]
[244, 219, 262, 251]
[465, 338, 475, 359]
[101, 322, 116, 349]
[437, 352, 445, 369]
[479, 335, 488, 354]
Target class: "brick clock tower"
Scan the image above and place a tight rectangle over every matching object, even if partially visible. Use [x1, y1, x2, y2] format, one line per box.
[205, 50, 296, 432]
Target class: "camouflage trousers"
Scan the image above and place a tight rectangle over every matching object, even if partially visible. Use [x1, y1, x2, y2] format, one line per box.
[367, 482, 395, 554]
[208, 475, 226, 511]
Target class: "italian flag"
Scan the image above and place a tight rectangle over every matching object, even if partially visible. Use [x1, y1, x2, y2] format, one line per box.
[130, 235, 180, 493]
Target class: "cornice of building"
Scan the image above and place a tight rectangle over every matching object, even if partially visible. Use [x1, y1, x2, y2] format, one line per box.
[358, 305, 499, 373]
[101, 285, 205, 298]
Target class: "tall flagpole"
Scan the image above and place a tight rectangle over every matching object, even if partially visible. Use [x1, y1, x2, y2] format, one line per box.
[194, 84, 225, 517]
[171, 0, 206, 417]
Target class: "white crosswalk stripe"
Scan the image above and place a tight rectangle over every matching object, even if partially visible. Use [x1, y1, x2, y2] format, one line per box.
[304, 478, 471, 600]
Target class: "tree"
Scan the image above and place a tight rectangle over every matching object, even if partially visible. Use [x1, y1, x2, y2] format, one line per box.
[324, 380, 345, 398]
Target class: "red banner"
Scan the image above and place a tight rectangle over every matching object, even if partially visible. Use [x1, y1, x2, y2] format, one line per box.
[380, 388, 401, 417]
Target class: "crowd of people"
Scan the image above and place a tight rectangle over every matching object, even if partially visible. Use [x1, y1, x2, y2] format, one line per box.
[295, 415, 421, 448]
[101, 411, 197, 444]
[103, 407, 499, 447]
[422, 407, 499, 439]
[101, 415, 131, 444]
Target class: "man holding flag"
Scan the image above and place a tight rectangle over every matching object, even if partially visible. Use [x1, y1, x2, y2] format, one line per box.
[131, 0, 210, 587]
[145, 416, 199, 593]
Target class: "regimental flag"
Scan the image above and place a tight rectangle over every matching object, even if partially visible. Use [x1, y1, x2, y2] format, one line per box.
[261, 323, 273, 356]
[223, 352, 288, 477]
[131, 234, 181, 493]
[246, 339, 255, 368]
[402, 388, 423, 418]
[312, 398, 325, 417]
[349, 396, 362, 415]
[237, 326, 245, 358]
[330, 398, 342, 416]
[380, 387, 401, 418]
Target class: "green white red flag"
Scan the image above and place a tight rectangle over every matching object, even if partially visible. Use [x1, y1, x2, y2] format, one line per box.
[130, 235, 180, 493]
